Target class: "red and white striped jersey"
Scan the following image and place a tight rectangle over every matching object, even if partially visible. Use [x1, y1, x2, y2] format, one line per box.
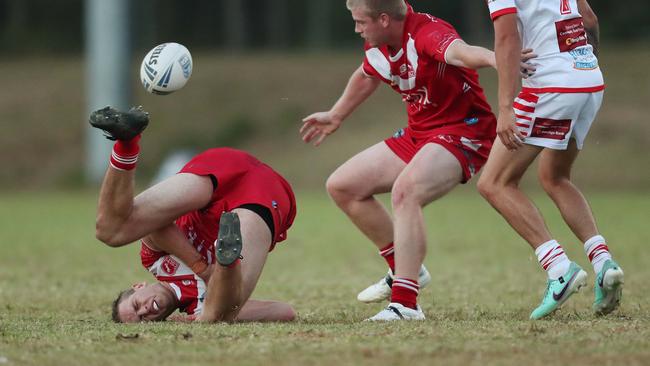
[362, 8, 495, 134]
[140, 243, 206, 316]
[487, 0, 604, 93]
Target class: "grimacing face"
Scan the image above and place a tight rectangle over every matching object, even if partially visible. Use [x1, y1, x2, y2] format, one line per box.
[117, 282, 178, 323]
[350, 6, 388, 47]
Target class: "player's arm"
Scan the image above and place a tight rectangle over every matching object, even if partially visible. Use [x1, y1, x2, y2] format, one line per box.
[445, 40, 496, 69]
[445, 40, 537, 77]
[577, 0, 599, 56]
[300, 65, 380, 146]
[493, 13, 526, 150]
[234, 300, 296, 322]
[144, 225, 214, 282]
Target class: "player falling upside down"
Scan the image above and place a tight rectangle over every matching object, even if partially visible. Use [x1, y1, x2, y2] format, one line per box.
[478, 0, 624, 319]
[301, 0, 533, 321]
[89, 106, 297, 323]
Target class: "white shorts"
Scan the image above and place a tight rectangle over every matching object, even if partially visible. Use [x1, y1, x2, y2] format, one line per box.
[513, 91, 604, 150]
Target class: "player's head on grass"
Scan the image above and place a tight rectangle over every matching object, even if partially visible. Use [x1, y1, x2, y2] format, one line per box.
[346, 0, 407, 47]
[111, 282, 178, 323]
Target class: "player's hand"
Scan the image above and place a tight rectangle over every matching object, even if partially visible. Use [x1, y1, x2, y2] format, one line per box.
[496, 108, 525, 151]
[300, 111, 342, 146]
[520, 48, 537, 79]
[197, 263, 215, 284]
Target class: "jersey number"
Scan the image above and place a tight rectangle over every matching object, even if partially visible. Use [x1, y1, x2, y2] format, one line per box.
[560, 0, 572, 15]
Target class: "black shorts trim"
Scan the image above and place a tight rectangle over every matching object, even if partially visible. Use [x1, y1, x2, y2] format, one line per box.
[236, 203, 275, 240]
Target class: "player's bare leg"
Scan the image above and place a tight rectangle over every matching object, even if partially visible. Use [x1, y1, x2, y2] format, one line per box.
[198, 208, 272, 322]
[478, 139, 587, 319]
[538, 138, 623, 315]
[537, 139, 597, 242]
[327, 142, 432, 302]
[477, 140, 551, 248]
[367, 144, 461, 321]
[91, 106, 212, 247]
[326, 142, 405, 248]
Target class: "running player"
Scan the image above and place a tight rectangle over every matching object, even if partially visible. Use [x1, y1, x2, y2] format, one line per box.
[479, 0, 624, 319]
[301, 0, 501, 321]
[90, 106, 297, 323]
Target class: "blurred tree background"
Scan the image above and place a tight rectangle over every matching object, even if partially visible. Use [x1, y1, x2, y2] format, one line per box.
[1, 0, 647, 54]
[0, 0, 648, 190]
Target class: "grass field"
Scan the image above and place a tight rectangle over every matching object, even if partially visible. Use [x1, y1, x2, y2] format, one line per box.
[0, 189, 648, 365]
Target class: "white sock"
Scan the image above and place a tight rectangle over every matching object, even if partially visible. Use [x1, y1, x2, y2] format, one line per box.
[584, 235, 612, 273]
[535, 240, 571, 280]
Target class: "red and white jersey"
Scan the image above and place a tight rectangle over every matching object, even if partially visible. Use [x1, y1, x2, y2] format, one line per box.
[362, 7, 495, 136]
[140, 244, 206, 315]
[488, 0, 604, 93]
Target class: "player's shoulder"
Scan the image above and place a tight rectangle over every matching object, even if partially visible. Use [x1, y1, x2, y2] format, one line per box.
[409, 13, 459, 45]
[409, 13, 460, 55]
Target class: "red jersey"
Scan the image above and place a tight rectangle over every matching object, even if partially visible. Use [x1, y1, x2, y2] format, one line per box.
[139, 148, 297, 315]
[362, 8, 495, 138]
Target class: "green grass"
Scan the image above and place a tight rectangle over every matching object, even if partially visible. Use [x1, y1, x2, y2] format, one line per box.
[0, 189, 648, 365]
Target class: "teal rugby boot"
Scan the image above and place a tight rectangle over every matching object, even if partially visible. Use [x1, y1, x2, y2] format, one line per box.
[530, 262, 588, 320]
[593, 259, 624, 316]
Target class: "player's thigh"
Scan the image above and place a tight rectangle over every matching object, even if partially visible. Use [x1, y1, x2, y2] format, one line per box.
[479, 138, 542, 186]
[123, 173, 214, 239]
[392, 143, 463, 206]
[232, 208, 273, 302]
[328, 141, 406, 197]
[537, 138, 580, 182]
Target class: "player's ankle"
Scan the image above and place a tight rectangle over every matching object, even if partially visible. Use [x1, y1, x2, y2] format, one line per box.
[110, 134, 141, 171]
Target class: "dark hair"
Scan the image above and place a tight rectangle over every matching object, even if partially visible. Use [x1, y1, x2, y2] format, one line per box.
[111, 288, 135, 323]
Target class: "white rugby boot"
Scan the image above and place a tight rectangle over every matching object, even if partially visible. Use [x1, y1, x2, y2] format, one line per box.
[365, 302, 425, 321]
[357, 265, 431, 303]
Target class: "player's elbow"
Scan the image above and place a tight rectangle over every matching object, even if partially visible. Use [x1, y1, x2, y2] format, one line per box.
[280, 306, 297, 322]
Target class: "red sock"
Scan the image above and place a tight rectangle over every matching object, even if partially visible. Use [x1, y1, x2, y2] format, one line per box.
[110, 134, 141, 171]
[391, 277, 419, 309]
[379, 242, 395, 272]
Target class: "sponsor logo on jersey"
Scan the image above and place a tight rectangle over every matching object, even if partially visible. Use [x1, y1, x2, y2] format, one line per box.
[464, 117, 479, 125]
[161, 256, 180, 275]
[569, 48, 598, 70]
[555, 18, 588, 52]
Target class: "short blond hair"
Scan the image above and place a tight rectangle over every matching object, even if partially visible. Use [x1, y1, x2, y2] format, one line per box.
[346, 0, 408, 20]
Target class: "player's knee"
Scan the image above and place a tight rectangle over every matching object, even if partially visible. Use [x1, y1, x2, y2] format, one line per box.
[477, 176, 496, 201]
[95, 223, 126, 248]
[391, 182, 419, 209]
[538, 171, 569, 193]
[326, 172, 356, 202]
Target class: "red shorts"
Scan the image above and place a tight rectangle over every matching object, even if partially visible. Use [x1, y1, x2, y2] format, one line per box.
[178, 148, 296, 249]
[384, 127, 494, 183]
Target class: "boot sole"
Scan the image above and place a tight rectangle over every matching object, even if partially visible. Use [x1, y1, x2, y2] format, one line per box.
[215, 212, 242, 266]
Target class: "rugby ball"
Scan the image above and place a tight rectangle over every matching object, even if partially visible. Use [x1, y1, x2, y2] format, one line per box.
[140, 42, 193, 95]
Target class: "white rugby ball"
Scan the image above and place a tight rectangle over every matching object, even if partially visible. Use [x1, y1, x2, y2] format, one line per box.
[140, 42, 193, 95]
